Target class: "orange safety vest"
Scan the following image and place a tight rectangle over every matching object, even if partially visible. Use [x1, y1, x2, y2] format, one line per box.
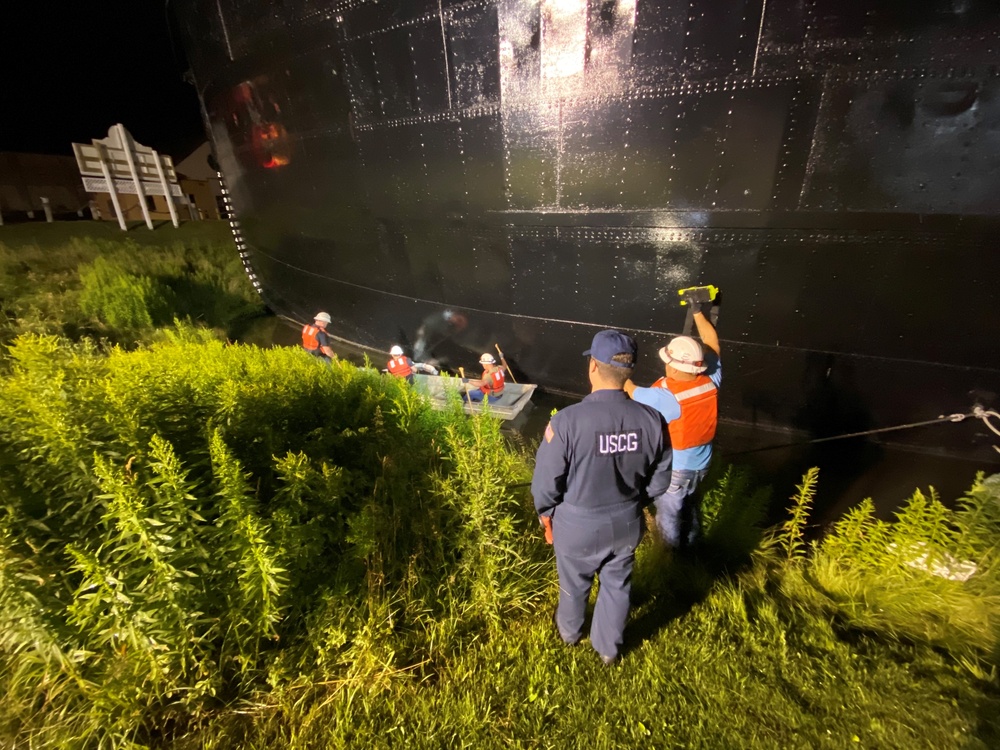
[652, 375, 718, 450]
[386, 356, 413, 378]
[481, 368, 505, 395]
[302, 324, 321, 351]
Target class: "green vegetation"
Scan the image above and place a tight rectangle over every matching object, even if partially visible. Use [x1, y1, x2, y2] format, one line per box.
[0, 330, 997, 749]
[0, 221, 264, 349]
[0, 223, 997, 748]
[0, 331, 541, 748]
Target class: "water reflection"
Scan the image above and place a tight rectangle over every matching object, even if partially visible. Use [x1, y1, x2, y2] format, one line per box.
[412, 309, 470, 364]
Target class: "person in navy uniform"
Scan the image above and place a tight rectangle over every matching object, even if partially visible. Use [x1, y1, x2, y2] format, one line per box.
[531, 330, 673, 665]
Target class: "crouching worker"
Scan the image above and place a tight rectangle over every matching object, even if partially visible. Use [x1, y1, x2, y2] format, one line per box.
[464, 353, 505, 402]
[302, 312, 336, 362]
[386, 345, 415, 384]
[625, 305, 720, 550]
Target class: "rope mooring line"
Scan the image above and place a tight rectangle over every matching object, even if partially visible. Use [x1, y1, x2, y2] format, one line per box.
[506, 407, 1000, 490]
[725, 406, 1000, 457]
[973, 405, 1000, 455]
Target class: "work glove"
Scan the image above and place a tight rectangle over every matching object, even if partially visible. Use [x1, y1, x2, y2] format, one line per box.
[680, 287, 709, 307]
[539, 515, 553, 545]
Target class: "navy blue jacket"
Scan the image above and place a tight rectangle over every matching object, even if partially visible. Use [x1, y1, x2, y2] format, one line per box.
[531, 389, 673, 517]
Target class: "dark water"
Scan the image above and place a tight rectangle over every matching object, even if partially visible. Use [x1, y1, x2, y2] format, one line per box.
[242, 315, 999, 524]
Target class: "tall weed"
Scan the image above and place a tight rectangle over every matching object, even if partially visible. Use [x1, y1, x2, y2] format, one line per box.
[0, 329, 540, 747]
[0, 225, 263, 351]
[766, 470, 1000, 667]
[78, 256, 171, 330]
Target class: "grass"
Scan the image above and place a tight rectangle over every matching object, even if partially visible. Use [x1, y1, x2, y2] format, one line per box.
[221, 586, 990, 749]
[179, 470, 1000, 750]
[0, 221, 263, 348]
[0, 225, 997, 748]
[0, 332, 997, 749]
[0, 219, 234, 250]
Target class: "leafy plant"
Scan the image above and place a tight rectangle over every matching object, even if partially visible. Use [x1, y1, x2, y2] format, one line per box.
[78, 256, 171, 330]
[0, 329, 543, 747]
[767, 470, 1000, 668]
[779, 466, 819, 562]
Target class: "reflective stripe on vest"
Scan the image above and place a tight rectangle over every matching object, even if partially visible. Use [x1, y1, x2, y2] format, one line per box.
[673, 381, 717, 402]
[387, 356, 413, 378]
[653, 375, 718, 450]
[302, 324, 320, 351]
[482, 368, 505, 394]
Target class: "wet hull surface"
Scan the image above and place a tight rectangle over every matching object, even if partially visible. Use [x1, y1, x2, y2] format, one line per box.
[175, 0, 1000, 462]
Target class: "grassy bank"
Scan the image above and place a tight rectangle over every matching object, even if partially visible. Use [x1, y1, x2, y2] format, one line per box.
[0, 330, 997, 749]
[0, 224, 998, 748]
[0, 331, 540, 747]
[0, 221, 263, 349]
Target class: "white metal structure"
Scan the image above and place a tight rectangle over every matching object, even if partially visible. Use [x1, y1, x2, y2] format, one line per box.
[73, 125, 184, 230]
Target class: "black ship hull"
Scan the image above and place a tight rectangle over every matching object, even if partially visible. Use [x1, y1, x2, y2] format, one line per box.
[174, 0, 1000, 461]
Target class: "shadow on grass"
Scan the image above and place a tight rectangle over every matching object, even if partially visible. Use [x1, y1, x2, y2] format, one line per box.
[157, 276, 266, 338]
[622, 464, 773, 658]
[624, 535, 749, 658]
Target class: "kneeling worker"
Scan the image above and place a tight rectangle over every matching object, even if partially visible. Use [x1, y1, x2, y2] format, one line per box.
[302, 312, 336, 361]
[625, 302, 720, 549]
[386, 345, 415, 384]
[464, 353, 505, 402]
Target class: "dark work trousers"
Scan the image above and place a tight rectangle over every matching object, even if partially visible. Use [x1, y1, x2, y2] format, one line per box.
[552, 502, 644, 661]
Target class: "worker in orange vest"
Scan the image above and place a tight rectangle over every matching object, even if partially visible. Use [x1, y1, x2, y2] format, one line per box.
[465, 353, 505, 402]
[302, 312, 336, 361]
[625, 304, 720, 549]
[386, 345, 415, 384]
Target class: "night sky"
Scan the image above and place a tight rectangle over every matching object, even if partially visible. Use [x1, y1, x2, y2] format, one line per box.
[1, 2, 205, 160]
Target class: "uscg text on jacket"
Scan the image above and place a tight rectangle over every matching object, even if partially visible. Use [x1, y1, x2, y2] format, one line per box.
[597, 430, 642, 455]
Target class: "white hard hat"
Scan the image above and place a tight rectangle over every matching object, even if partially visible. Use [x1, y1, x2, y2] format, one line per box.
[479, 353, 496, 365]
[390, 345, 404, 357]
[659, 336, 706, 374]
[314, 312, 331, 324]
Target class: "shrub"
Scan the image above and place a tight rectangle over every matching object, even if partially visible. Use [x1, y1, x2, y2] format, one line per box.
[0, 224, 264, 351]
[763, 470, 1000, 666]
[0, 329, 542, 748]
[78, 256, 171, 329]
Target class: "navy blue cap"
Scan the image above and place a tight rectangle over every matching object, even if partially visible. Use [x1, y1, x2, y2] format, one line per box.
[583, 329, 637, 368]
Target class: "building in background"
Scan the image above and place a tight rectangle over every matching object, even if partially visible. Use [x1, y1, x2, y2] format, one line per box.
[0, 131, 220, 226]
[0, 152, 89, 221]
[176, 142, 225, 220]
[177, 176, 221, 220]
[176, 145, 222, 220]
[73, 125, 219, 229]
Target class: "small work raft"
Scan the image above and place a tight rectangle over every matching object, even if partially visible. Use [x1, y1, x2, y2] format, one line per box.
[412, 374, 538, 420]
